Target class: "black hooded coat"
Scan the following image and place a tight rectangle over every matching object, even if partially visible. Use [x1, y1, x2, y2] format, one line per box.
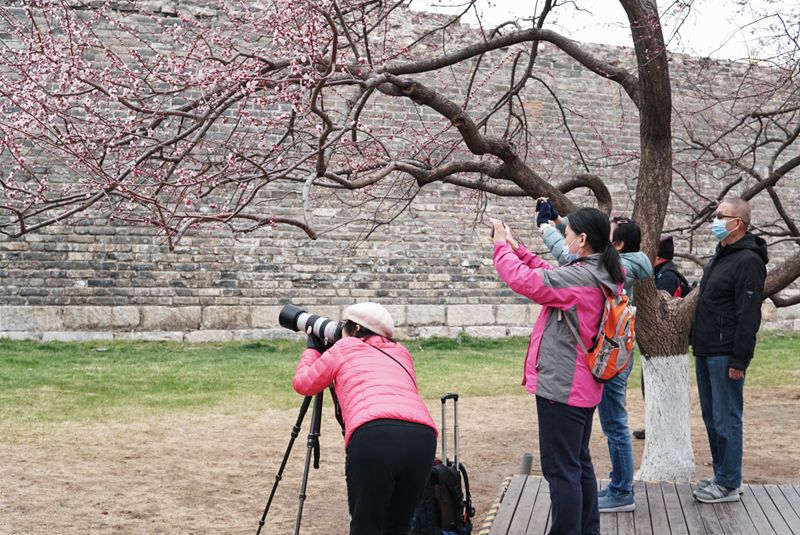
[691, 233, 768, 370]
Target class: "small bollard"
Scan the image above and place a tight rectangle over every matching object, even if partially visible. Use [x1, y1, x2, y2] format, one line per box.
[519, 452, 533, 475]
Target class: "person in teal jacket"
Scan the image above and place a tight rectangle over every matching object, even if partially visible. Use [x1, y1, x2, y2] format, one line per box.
[536, 200, 653, 513]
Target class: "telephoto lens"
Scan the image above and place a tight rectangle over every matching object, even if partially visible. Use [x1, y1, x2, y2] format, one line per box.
[278, 304, 342, 343]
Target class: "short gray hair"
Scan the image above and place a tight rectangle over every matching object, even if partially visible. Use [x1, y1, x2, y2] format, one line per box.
[721, 197, 751, 228]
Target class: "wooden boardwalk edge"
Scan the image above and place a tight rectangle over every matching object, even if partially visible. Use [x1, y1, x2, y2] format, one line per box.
[484, 476, 800, 535]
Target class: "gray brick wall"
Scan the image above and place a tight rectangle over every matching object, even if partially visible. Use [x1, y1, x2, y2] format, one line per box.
[0, 3, 797, 340]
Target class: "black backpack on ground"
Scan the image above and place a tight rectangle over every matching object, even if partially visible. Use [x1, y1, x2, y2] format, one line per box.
[413, 393, 475, 535]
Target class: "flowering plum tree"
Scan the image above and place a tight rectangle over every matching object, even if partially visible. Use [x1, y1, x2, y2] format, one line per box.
[1, 0, 798, 478]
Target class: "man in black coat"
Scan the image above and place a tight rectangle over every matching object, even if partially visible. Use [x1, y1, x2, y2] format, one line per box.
[691, 198, 768, 504]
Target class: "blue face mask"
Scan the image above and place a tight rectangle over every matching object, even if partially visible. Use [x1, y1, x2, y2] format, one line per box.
[711, 218, 731, 241]
[563, 236, 580, 263]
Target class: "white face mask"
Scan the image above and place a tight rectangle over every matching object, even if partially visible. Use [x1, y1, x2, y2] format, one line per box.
[564, 236, 581, 262]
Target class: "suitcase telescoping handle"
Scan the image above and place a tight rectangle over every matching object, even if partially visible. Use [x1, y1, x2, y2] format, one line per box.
[440, 393, 459, 468]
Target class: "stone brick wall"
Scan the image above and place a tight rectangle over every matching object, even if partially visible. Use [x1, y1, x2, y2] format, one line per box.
[0, 2, 797, 341]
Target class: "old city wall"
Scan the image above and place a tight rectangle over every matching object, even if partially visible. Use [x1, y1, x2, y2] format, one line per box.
[1, 1, 798, 341]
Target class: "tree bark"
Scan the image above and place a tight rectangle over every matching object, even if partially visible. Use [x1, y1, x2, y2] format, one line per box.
[619, 0, 695, 481]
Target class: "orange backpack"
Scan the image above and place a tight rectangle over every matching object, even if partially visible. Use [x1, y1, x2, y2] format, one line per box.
[565, 287, 636, 383]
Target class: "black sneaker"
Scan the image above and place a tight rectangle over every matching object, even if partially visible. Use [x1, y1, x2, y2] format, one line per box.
[632, 429, 645, 440]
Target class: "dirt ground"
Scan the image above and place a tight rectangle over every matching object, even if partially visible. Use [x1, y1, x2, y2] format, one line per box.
[2, 387, 799, 534]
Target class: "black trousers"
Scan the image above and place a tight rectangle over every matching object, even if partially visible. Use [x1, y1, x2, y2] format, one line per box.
[536, 396, 600, 535]
[345, 419, 437, 535]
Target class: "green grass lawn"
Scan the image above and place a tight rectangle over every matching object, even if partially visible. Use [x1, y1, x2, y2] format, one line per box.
[0, 333, 797, 429]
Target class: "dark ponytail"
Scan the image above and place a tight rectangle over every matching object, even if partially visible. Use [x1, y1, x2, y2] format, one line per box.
[568, 207, 625, 284]
[611, 216, 642, 253]
[600, 247, 625, 285]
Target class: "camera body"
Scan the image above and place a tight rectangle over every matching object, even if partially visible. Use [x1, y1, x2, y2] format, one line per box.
[278, 304, 342, 343]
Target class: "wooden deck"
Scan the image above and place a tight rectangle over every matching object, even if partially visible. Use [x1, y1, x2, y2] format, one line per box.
[486, 475, 800, 534]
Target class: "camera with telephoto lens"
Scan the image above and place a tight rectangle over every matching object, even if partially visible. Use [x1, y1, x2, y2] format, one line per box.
[278, 304, 342, 343]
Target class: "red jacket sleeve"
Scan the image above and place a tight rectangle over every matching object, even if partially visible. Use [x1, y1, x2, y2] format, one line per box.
[292, 346, 341, 396]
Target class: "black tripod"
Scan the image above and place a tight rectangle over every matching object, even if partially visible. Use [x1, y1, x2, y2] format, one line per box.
[256, 390, 328, 535]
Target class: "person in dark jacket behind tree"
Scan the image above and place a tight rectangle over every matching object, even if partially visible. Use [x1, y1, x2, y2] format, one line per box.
[654, 235, 681, 296]
[691, 197, 768, 504]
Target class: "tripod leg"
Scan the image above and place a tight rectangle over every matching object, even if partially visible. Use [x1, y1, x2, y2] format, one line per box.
[256, 395, 313, 535]
[294, 392, 324, 535]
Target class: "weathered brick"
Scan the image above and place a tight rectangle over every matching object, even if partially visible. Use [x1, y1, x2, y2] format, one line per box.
[406, 305, 444, 325]
[42, 331, 114, 342]
[0, 307, 62, 331]
[140, 307, 201, 330]
[185, 330, 233, 342]
[464, 326, 508, 339]
[202, 306, 249, 329]
[446, 305, 494, 326]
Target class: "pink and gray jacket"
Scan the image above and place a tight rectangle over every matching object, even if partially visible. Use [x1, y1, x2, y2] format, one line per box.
[494, 242, 623, 408]
[293, 336, 437, 447]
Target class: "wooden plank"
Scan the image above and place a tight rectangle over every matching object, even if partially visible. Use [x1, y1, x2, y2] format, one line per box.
[527, 478, 551, 535]
[739, 485, 776, 535]
[688, 482, 726, 535]
[674, 483, 708, 535]
[751, 484, 793, 535]
[660, 482, 689, 535]
[507, 476, 540, 535]
[599, 507, 617, 535]
[765, 484, 800, 533]
[597, 478, 616, 535]
[543, 481, 552, 535]
[632, 480, 653, 535]
[779, 484, 800, 520]
[712, 500, 755, 535]
[616, 507, 635, 535]
[646, 481, 671, 534]
[489, 474, 528, 535]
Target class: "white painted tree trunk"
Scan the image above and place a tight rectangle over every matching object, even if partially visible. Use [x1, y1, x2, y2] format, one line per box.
[635, 354, 695, 482]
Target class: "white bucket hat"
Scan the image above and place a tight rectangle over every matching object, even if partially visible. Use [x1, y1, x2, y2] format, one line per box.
[341, 302, 395, 339]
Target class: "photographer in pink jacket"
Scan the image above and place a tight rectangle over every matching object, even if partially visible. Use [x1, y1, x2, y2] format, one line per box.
[292, 302, 437, 535]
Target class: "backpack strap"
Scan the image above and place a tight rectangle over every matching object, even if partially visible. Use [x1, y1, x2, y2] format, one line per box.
[562, 309, 589, 355]
[459, 462, 476, 520]
[363, 341, 418, 389]
[660, 263, 692, 297]
[660, 263, 690, 286]
[328, 385, 346, 436]
[561, 284, 611, 355]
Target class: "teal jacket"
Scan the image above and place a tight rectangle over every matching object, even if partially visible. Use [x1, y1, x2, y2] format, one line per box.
[541, 218, 653, 301]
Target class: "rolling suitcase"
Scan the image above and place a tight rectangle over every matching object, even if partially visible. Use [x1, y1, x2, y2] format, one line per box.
[413, 393, 475, 535]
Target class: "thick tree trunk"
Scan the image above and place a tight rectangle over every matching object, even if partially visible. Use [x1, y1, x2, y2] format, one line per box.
[619, 0, 696, 481]
[636, 353, 695, 481]
[633, 281, 697, 480]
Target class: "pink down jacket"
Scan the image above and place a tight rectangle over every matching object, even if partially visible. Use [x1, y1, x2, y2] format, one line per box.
[494, 242, 623, 408]
[292, 336, 437, 447]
